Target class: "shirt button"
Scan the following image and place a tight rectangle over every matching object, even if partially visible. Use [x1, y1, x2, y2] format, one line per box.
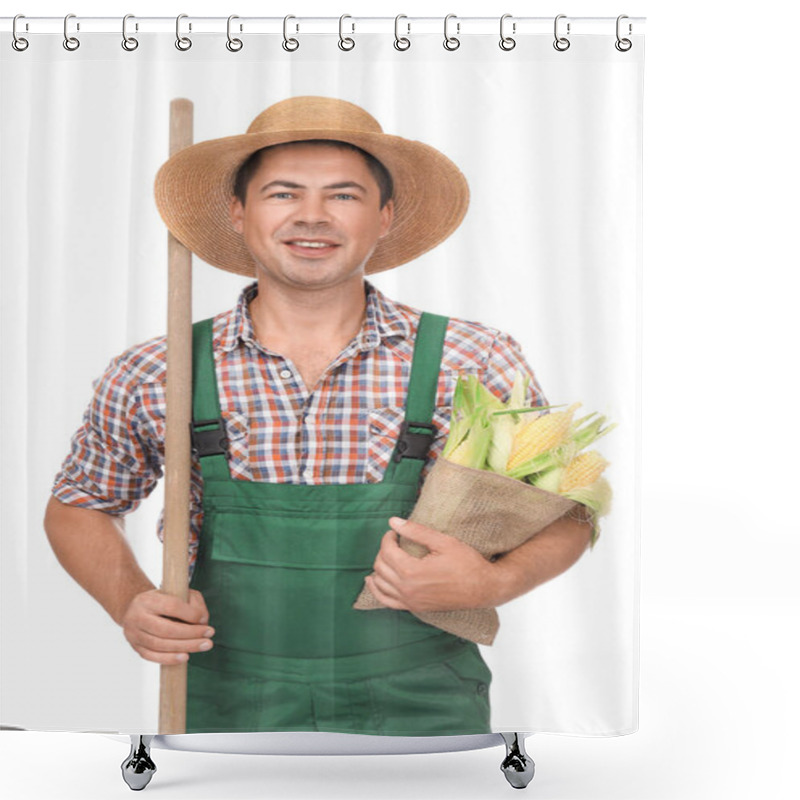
[279, 369, 292, 379]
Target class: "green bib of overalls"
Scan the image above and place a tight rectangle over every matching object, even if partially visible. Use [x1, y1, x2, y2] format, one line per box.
[186, 312, 492, 735]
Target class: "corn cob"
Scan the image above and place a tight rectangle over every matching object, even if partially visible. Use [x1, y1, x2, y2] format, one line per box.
[504, 403, 579, 473]
[559, 450, 608, 492]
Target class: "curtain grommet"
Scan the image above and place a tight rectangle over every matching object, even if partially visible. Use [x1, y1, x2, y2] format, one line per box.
[553, 14, 570, 52]
[499, 14, 516, 51]
[12, 15, 29, 51]
[226, 15, 243, 52]
[175, 14, 192, 51]
[394, 15, 411, 51]
[443, 14, 460, 51]
[282, 15, 299, 52]
[121, 14, 139, 51]
[615, 15, 632, 51]
[63, 14, 80, 52]
[338, 15, 355, 51]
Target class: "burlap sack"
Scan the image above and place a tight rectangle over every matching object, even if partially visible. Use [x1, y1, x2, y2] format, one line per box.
[353, 458, 584, 645]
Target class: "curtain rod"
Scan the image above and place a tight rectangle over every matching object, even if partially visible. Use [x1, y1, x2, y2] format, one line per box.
[2, 16, 646, 37]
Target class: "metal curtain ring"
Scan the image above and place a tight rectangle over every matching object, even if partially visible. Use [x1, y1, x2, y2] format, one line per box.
[443, 14, 460, 51]
[394, 14, 410, 50]
[12, 15, 29, 51]
[175, 14, 192, 51]
[499, 13, 516, 51]
[338, 14, 355, 51]
[63, 13, 80, 51]
[226, 15, 243, 51]
[283, 15, 299, 51]
[615, 14, 632, 51]
[122, 14, 139, 51]
[553, 14, 570, 51]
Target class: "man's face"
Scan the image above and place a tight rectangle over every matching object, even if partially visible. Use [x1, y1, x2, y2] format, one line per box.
[230, 142, 393, 290]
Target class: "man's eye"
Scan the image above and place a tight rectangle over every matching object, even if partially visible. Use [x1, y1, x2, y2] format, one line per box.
[269, 192, 294, 199]
[333, 193, 357, 201]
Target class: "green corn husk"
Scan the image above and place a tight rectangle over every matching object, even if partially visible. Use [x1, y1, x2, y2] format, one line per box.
[570, 412, 617, 451]
[529, 465, 564, 494]
[442, 374, 502, 467]
[486, 370, 528, 473]
[564, 476, 613, 547]
[443, 376, 494, 452]
[440, 378, 471, 458]
[439, 370, 615, 540]
[565, 476, 613, 518]
[445, 406, 494, 469]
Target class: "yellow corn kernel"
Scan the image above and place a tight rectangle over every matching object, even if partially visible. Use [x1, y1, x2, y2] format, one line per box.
[505, 408, 574, 471]
[560, 450, 608, 492]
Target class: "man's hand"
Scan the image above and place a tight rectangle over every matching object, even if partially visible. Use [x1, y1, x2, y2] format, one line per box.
[120, 588, 215, 665]
[365, 517, 499, 613]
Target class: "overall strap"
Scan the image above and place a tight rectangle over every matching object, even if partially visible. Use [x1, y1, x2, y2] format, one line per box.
[191, 318, 231, 482]
[383, 312, 449, 486]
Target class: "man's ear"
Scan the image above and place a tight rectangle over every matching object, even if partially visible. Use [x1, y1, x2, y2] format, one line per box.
[230, 196, 245, 234]
[378, 199, 394, 239]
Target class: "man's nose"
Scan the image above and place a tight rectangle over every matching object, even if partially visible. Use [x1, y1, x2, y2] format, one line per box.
[292, 192, 331, 225]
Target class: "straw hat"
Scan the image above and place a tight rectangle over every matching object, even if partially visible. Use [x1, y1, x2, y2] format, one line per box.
[154, 96, 470, 276]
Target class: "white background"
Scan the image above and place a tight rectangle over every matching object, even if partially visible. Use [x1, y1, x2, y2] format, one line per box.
[1, 1, 798, 799]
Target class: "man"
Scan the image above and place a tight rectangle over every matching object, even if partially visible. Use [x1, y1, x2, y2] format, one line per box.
[45, 96, 592, 735]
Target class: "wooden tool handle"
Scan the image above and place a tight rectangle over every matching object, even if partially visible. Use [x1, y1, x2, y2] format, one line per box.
[159, 97, 194, 735]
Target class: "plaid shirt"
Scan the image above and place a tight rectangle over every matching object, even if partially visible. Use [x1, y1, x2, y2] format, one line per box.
[53, 280, 546, 569]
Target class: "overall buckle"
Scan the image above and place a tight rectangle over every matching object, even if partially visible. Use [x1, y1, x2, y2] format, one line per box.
[190, 418, 229, 458]
[392, 420, 437, 462]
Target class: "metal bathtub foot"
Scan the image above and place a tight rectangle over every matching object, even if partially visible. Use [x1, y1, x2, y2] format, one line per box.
[121, 735, 156, 791]
[500, 732, 535, 789]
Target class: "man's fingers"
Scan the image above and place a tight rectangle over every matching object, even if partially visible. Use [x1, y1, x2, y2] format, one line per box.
[188, 589, 210, 624]
[133, 646, 191, 666]
[132, 630, 214, 655]
[130, 590, 214, 638]
[388, 517, 449, 550]
[140, 590, 207, 624]
[366, 574, 406, 610]
[137, 613, 214, 642]
[120, 588, 215, 664]
[373, 532, 407, 579]
[368, 572, 402, 600]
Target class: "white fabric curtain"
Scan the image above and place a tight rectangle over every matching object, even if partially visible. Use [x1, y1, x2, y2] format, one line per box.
[1, 23, 643, 735]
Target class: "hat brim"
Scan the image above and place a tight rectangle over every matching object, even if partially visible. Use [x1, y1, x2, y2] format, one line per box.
[154, 129, 469, 277]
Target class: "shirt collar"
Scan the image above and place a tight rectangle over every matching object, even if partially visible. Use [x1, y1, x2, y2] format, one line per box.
[356, 279, 411, 350]
[218, 282, 259, 353]
[218, 279, 412, 354]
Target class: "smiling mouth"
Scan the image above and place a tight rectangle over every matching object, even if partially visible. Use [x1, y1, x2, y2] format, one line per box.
[284, 239, 341, 254]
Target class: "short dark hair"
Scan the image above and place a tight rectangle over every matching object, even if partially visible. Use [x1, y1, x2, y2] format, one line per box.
[232, 140, 394, 209]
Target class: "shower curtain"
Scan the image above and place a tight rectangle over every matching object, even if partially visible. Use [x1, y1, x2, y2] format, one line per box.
[0, 17, 643, 737]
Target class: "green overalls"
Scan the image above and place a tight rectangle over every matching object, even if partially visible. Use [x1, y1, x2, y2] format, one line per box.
[185, 312, 492, 735]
